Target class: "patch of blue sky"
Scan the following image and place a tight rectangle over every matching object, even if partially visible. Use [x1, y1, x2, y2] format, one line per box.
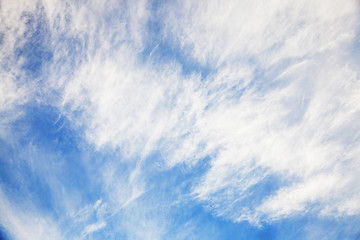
[0, 32, 5, 46]
[51, 34, 89, 77]
[141, 6, 212, 80]
[0, 228, 9, 240]
[124, 154, 283, 239]
[0, 103, 102, 221]
[164, 205, 257, 240]
[268, 213, 360, 240]
[15, 6, 53, 80]
[348, 25, 360, 66]
[105, 164, 257, 239]
[168, 208, 360, 240]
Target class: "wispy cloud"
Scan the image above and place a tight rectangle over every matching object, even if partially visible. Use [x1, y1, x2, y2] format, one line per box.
[0, 0, 360, 239]
[81, 220, 106, 239]
[0, 187, 63, 240]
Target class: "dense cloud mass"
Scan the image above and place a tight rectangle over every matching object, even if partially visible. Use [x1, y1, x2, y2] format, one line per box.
[0, 0, 360, 239]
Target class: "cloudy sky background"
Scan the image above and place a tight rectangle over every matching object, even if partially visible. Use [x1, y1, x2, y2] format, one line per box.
[1, 0, 360, 239]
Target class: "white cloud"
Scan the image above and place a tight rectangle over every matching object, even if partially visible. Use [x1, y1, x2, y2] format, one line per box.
[0, 187, 63, 240]
[81, 221, 106, 238]
[163, 0, 357, 67]
[151, 0, 360, 224]
[57, 0, 360, 225]
[1, 0, 359, 235]
[0, 0, 34, 136]
[190, 52, 360, 223]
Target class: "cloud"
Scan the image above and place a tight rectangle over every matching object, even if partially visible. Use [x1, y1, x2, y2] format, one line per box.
[162, 0, 357, 66]
[190, 51, 360, 223]
[1, 0, 360, 239]
[0, 187, 63, 240]
[57, 0, 360, 226]
[81, 221, 106, 238]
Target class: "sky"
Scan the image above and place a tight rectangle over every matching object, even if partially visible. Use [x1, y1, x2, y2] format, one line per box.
[0, 0, 360, 239]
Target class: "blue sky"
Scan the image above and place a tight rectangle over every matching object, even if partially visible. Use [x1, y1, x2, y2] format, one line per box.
[1, 0, 360, 239]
